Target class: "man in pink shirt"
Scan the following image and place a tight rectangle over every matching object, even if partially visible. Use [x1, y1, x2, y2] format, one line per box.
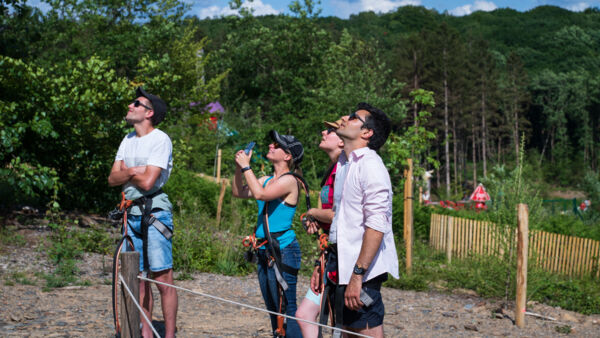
[311, 103, 398, 338]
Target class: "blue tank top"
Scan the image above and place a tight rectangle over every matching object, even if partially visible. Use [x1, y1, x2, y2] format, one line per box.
[256, 176, 297, 249]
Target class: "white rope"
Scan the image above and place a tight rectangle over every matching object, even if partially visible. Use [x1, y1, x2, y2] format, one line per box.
[119, 274, 161, 338]
[138, 275, 374, 338]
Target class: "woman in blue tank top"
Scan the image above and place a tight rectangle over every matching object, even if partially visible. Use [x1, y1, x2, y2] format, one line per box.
[232, 130, 305, 338]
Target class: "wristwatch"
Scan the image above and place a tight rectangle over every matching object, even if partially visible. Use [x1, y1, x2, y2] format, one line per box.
[353, 264, 366, 275]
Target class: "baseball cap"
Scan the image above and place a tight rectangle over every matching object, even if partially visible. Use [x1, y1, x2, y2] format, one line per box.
[269, 130, 304, 164]
[136, 87, 167, 125]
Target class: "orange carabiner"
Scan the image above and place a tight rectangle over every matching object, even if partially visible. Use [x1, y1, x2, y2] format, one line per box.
[242, 234, 255, 247]
[318, 233, 329, 251]
[118, 191, 133, 211]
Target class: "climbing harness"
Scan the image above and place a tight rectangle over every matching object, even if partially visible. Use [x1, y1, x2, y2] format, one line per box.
[110, 189, 170, 337]
[241, 172, 311, 337]
[317, 243, 346, 338]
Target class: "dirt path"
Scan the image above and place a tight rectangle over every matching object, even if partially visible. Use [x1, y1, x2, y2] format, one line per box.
[1, 228, 599, 337]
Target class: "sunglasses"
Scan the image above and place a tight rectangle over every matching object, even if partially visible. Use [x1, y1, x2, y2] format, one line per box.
[273, 143, 290, 153]
[349, 111, 366, 126]
[133, 99, 152, 110]
[326, 127, 336, 134]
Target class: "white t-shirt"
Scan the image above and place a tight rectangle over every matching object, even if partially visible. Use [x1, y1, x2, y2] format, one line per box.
[115, 129, 173, 215]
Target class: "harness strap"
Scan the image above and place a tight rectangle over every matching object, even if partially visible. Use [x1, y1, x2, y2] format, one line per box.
[147, 215, 173, 240]
[318, 282, 332, 338]
[262, 200, 289, 336]
[332, 285, 346, 338]
[141, 197, 153, 272]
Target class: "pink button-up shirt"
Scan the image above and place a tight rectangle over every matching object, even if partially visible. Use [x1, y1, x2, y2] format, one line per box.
[331, 147, 399, 285]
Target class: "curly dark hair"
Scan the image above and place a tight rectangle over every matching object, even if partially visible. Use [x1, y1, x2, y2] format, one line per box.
[357, 102, 391, 151]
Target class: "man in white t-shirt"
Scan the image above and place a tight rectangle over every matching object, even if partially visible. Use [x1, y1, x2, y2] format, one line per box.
[108, 87, 177, 338]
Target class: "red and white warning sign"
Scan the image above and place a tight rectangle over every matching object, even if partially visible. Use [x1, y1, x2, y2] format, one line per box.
[470, 183, 490, 209]
[470, 183, 490, 202]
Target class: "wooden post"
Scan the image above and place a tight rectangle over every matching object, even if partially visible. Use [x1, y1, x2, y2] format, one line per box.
[516, 203, 529, 328]
[404, 159, 413, 274]
[446, 216, 453, 263]
[216, 148, 222, 183]
[216, 178, 227, 226]
[120, 252, 141, 338]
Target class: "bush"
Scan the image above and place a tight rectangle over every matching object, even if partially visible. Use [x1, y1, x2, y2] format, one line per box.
[537, 214, 600, 241]
[165, 169, 221, 217]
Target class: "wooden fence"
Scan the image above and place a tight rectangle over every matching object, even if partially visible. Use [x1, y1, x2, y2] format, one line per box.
[429, 214, 600, 278]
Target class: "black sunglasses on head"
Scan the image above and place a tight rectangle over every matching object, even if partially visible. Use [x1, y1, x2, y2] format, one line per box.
[326, 127, 336, 134]
[133, 99, 152, 110]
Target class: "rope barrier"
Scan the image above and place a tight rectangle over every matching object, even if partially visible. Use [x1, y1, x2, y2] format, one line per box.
[119, 274, 161, 338]
[138, 275, 373, 338]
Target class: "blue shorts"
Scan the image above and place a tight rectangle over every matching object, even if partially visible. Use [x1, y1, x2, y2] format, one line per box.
[124, 210, 174, 272]
[343, 274, 387, 329]
[304, 288, 321, 305]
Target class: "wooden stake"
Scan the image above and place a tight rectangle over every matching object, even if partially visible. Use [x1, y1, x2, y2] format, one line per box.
[216, 178, 227, 227]
[404, 159, 413, 274]
[516, 203, 529, 328]
[446, 216, 453, 263]
[216, 148, 222, 183]
[121, 252, 141, 338]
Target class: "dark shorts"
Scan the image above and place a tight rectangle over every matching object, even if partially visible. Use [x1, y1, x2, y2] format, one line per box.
[343, 274, 388, 329]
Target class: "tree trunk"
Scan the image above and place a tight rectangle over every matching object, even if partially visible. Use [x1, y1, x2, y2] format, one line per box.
[551, 130, 555, 164]
[444, 49, 450, 197]
[413, 50, 419, 127]
[472, 121, 477, 187]
[513, 98, 520, 166]
[453, 112, 458, 195]
[498, 136, 502, 164]
[539, 126, 554, 166]
[481, 80, 487, 178]
[436, 149, 441, 190]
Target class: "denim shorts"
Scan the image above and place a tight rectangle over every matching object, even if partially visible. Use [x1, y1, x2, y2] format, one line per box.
[124, 210, 174, 272]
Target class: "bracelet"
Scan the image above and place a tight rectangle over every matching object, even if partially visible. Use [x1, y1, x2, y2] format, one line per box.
[241, 166, 252, 173]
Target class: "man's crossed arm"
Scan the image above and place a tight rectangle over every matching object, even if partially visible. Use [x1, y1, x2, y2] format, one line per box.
[108, 160, 162, 191]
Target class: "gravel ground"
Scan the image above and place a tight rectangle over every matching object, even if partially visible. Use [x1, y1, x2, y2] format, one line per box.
[1, 221, 599, 337]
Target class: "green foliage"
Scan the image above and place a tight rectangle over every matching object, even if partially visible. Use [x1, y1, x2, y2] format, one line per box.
[73, 227, 114, 255]
[383, 89, 438, 184]
[537, 214, 600, 241]
[43, 222, 84, 289]
[581, 171, 600, 211]
[1, 0, 226, 212]
[555, 325, 572, 334]
[529, 269, 600, 315]
[171, 196, 255, 275]
[0, 225, 26, 247]
[392, 195, 433, 241]
[7, 271, 36, 286]
[40, 220, 114, 289]
[0, 55, 131, 210]
[165, 169, 221, 216]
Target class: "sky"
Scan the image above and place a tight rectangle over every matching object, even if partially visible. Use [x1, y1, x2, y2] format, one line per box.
[192, 0, 600, 18]
[23, 0, 600, 18]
